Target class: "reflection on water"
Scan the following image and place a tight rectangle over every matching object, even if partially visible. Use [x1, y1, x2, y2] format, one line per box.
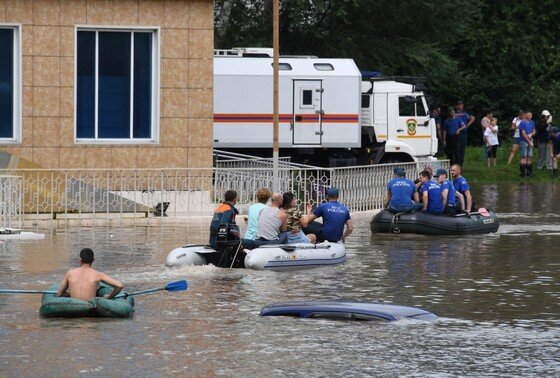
[0, 183, 559, 376]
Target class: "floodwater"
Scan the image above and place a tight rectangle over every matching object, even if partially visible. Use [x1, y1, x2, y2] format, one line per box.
[1, 183, 559, 376]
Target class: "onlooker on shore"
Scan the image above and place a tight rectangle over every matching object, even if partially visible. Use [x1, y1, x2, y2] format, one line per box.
[519, 111, 536, 178]
[550, 127, 560, 178]
[536, 110, 553, 170]
[508, 110, 524, 164]
[484, 117, 499, 167]
[443, 109, 465, 166]
[480, 110, 494, 134]
[455, 100, 476, 167]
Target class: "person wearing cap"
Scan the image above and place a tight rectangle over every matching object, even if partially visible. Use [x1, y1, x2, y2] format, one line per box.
[454, 100, 476, 167]
[384, 167, 422, 213]
[442, 109, 465, 166]
[550, 127, 560, 178]
[450, 164, 474, 212]
[519, 111, 536, 177]
[418, 170, 444, 215]
[307, 187, 353, 243]
[536, 110, 553, 170]
[434, 168, 461, 215]
[508, 110, 525, 165]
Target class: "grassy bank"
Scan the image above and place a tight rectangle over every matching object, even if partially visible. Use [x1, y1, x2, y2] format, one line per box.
[447, 142, 556, 183]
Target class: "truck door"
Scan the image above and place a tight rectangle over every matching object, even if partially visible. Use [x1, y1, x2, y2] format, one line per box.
[373, 93, 388, 142]
[396, 95, 433, 156]
[292, 80, 322, 145]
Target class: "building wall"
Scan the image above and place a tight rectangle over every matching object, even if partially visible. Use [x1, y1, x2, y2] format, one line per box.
[0, 0, 213, 169]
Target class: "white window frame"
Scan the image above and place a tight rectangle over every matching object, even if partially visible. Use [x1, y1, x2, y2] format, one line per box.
[300, 88, 314, 109]
[74, 25, 161, 144]
[0, 24, 22, 144]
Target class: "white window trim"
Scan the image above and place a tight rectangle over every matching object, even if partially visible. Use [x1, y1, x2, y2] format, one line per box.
[300, 88, 315, 109]
[0, 23, 22, 144]
[74, 25, 161, 145]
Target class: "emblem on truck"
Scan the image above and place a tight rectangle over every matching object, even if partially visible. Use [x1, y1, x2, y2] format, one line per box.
[406, 119, 417, 136]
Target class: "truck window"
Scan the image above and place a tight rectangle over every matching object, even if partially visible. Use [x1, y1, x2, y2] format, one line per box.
[361, 94, 370, 108]
[399, 97, 416, 116]
[399, 96, 427, 117]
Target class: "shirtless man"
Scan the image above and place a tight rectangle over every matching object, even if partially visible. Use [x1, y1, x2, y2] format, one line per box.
[57, 248, 123, 301]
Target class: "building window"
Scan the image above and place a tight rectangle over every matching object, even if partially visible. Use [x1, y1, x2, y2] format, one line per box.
[0, 25, 21, 143]
[75, 28, 159, 143]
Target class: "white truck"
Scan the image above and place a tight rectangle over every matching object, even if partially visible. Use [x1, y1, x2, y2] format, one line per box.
[213, 48, 437, 166]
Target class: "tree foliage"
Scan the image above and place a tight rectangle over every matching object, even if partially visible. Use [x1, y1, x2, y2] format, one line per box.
[215, 0, 560, 138]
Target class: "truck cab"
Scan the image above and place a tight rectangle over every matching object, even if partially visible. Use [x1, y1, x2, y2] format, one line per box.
[361, 78, 438, 163]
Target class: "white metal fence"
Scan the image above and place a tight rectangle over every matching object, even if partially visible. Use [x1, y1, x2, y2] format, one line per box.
[0, 175, 22, 229]
[0, 159, 449, 225]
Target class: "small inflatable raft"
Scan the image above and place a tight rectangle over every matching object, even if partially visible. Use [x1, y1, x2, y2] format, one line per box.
[260, 301, 438, 321]
[370, 209, 500, 235]
[165, 241, 347, 271]
[40, 283, 134, 318]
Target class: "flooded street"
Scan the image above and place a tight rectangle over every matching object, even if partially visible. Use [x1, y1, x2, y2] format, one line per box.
[1, 183, 559, 376]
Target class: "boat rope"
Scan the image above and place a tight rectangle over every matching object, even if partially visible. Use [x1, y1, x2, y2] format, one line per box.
[229, 241, 243, 269]
[390, 212, 406, 234]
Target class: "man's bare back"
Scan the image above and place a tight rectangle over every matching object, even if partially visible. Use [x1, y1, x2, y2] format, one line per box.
[57, 248, 123, 301]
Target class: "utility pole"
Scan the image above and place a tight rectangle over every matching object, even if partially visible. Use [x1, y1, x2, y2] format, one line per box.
[272, 0, 279, 192]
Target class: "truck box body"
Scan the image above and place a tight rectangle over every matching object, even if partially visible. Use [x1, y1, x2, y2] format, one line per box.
[213, 56, 362, 148]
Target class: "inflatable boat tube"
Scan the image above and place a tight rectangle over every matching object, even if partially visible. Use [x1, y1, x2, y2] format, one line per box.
[370, 209, 499, 235]
[40, 283, 134, 318]
[165, 242, 347, 271]
[260, 301, 438, 321]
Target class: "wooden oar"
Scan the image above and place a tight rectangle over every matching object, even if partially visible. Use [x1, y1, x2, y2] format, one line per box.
[0, 280, 188, 298]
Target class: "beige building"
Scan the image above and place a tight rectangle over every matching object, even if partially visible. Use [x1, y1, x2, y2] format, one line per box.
[0, 0, 214, 170]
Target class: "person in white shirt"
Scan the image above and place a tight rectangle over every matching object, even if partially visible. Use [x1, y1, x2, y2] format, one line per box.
[484, 117, 499, 167]
[507, 110, 524, 164]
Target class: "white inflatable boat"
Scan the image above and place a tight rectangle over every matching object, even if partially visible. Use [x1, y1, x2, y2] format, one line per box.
[165, 242, 347, 271]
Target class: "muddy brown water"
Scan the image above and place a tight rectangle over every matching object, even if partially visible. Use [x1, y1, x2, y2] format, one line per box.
[0, 183, 559, 376]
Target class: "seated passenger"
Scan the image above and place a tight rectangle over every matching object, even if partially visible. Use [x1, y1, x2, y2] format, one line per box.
[282, 192, 317, 244]
[209, 190, 239, 250]
[434, 168, 460, 215]
[241, 188, 272, 249]
[385, 167, 422, 213]
[450, 164, 475, 212]
[418, 170, 444, 215]
[255, 193, 288, 246]
[307, 187, 353, 243]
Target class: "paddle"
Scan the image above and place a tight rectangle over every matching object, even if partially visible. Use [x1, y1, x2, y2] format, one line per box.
[0, 280, 188, 298]
[116, 280, 188, 298]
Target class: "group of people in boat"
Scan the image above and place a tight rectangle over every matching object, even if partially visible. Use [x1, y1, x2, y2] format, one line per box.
[209, 187, 354, 250]
[385, 163, 474, 216]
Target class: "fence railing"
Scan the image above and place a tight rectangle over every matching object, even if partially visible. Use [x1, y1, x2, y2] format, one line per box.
[0, 175, 22, 229]
[0, 159, 449, 225]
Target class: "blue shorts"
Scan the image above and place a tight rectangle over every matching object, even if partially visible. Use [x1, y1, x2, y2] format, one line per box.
[520, 141, 533, 157]
[287, 230, 311, 244]
[513, 137, 521, 145]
